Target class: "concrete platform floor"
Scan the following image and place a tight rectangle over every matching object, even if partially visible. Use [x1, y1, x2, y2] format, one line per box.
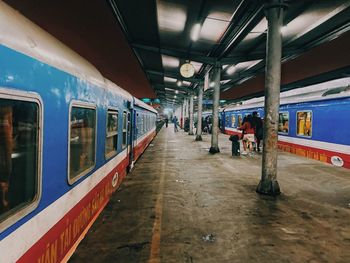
[70, 125, 350, 263]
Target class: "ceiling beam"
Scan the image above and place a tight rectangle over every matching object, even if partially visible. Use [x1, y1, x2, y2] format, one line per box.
[146, 70, 202, 83]
[132, 43, 216, 65]
[153, 83, 194, 94]
[219, 5, 265, 58]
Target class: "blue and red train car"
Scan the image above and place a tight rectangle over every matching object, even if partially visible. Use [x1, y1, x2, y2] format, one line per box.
[0, 2, 156, 262]
[221, 78, 350, 169]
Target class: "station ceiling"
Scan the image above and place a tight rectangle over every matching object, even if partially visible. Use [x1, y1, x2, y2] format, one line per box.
[4, 0, 350, 107]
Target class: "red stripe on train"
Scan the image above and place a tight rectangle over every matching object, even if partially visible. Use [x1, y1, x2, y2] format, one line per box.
[278, 141, 350, 169]
[17, 157, 129, 263]
[224, 129, 350, 169]
[133, 131, 156, 161]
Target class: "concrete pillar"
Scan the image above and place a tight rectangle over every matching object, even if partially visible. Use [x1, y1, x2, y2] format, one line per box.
[209, 62, 221, 154]
[195, 85, 203, 141]
[189, 95, 194, 135]
[256, 0, 284, 196]
[182, 99, 185, 128]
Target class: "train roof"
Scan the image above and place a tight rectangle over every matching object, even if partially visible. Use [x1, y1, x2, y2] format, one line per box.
[0, 1, 133, 101]
[134, 98, 158, 114]
[103, 79, 133, 101]
[224, 77, 350, 111]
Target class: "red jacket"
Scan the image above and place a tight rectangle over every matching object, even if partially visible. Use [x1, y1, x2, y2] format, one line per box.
[238, 122, 254, 134]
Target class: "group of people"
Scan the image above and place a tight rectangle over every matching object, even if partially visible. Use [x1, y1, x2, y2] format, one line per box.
[164, 112, 264, 157]
[164, 116, 178, 132]
[231, 111, 263, 156]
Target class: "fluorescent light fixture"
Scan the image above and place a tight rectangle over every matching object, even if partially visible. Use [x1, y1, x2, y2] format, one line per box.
[239, 18, 267, 43]
[157, 0, 186, 32]
[281, 3, 345, 42]
[177, 80, 182, 86]
[235, 60, 262, 72]
[207, 11, 232, 22]
[281, 25, 287, 35]
[226, 65, 236, 75]
[191, 61, 203, 72]
[164, 77, 177, 83]
[220, 80, 231, 85]
[200, 16, 229, 42]
[191, 23, 201, 41]
[162, 55, 180, 68]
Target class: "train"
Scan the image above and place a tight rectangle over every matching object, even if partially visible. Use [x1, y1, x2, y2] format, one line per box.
[0, 2, 157, 262]
[221, 77, 350, 169]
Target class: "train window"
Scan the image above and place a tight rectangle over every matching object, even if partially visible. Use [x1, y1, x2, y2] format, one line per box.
[237, 114, 243, 127]
[278, 112, 289, 134]
[0, 97, 41, 228]
[296, 111, 312, 137]
[105, 110, 118, 158]
[231, 115, 236, 128]
[142, 115, 145, 133]
[145, 115, 148, 131]
[69, 104, 96, 184]
[225, 115, 229, 127]
[122, 111, 127, 149]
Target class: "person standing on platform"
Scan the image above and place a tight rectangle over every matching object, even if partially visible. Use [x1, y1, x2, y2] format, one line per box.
[165, 117, 169, 128]
[238, 115, 255, 155]
[252, 111, 263, 152]
[173, 116, 178, 132]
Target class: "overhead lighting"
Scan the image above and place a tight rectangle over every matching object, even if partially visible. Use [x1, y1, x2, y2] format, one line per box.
[175, 90, 179, 94]
[157, 0, 186, 32]
[174, 95, 177, 98]
[200, 14, 230, 42]
[191, 23, 201, 41]
[162, 55, 180, 68]
[191, 61, 203, 72]
[281, 25, 287, 35]
[226, 65, 236, 75]
[177, 80, 182, 86]
[194, 96, 197, 99]
[209, 82, 215, 88]
[164, 76, 177, 83]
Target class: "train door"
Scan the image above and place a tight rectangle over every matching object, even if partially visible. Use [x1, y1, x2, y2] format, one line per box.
[127, 109, 136, 170]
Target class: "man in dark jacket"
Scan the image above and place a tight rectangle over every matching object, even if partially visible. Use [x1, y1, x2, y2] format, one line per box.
[252, 111, 263, 152]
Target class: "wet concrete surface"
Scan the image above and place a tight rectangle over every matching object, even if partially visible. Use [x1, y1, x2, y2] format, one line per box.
[70, 125, 350, 263]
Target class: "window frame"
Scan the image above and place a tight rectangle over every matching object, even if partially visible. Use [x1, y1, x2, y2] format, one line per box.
[105, 108, 119, 159]
[296, 110, 313, 138]
[278, 111, 289, 135]
[68, 101, 97, 185]
[0, 87, 43, 232]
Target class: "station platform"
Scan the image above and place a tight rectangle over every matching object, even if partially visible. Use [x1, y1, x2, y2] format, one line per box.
[69, 124, 350, 263]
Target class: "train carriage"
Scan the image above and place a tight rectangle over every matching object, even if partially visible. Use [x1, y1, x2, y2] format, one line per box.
[0, 2, 156, 262]
[132, 98, 157, 163]
[221, 78, 350, 169]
